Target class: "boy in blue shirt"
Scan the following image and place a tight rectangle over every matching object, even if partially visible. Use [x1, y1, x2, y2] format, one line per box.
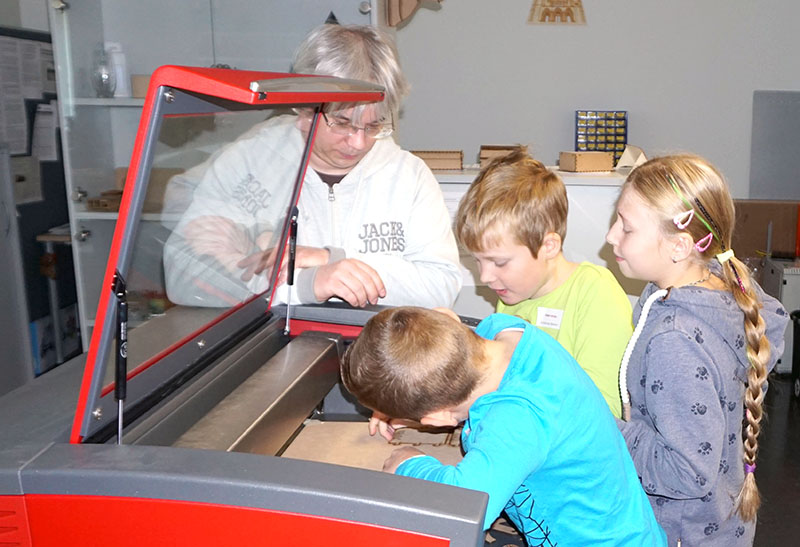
[341, 306, 665, 546]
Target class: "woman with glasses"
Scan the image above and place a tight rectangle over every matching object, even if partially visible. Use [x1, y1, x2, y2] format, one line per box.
[163, 24, 462, 309]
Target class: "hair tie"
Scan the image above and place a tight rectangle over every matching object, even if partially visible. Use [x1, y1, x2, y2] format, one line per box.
[744, 463, 756, 474]
[716, 249, 735, 263]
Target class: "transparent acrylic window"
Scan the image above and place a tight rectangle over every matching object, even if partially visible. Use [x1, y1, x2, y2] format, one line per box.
[120, 107, 300, 372]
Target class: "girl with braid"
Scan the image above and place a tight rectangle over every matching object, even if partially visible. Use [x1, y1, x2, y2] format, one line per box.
[606, 154, 788, 546]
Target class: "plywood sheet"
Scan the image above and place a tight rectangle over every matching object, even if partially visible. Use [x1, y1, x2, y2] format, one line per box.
[281, 421, 462, 471]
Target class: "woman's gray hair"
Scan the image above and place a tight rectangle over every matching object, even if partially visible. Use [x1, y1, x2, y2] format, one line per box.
[292, 24, 409, 123]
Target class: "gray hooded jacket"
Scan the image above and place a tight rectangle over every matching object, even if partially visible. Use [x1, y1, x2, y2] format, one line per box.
[618, 267, 788, 546]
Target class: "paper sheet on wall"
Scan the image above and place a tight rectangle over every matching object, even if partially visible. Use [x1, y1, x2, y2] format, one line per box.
[0, 37, 28, 155]
[32, 103, 57, 161]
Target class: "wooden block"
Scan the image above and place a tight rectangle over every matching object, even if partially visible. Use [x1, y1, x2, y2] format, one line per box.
[558, 151, 614, 172]
[411, 150, 463, 171]
[479, 145, 524, 168]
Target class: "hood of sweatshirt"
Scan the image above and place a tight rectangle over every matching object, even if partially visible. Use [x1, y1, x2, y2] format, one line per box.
[634, 263, 789, 384]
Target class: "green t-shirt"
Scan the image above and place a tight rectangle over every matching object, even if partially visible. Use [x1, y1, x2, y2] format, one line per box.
[496, 262, 632, 417]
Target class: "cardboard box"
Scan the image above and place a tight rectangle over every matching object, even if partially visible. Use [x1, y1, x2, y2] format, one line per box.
[131, 74, 150, 98]
[479, 145, 522, 168]
[558, 151, 614, 172]
[732, 199, 799, 259]
[411, 150, 463, 171]
[115, 166, 185, 212]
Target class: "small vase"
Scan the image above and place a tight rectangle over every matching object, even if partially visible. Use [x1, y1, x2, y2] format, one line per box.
[91, 46, 116, 98]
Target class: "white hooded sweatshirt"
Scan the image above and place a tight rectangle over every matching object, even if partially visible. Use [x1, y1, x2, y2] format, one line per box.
[163, 114, 461, 309]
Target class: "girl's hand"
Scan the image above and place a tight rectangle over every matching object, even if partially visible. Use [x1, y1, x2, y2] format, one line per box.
[383, 446, 425, 473]
[622, 402, 631, 422]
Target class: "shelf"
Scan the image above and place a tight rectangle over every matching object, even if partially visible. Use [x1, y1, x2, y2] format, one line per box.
[72, 97, 145, 107]
[435, 168, 625, 187]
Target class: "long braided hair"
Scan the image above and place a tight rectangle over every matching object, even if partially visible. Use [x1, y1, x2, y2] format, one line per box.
[626, 154, 771, 521]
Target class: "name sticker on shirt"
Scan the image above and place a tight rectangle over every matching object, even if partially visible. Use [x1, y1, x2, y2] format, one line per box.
[536, 307, 564, 330]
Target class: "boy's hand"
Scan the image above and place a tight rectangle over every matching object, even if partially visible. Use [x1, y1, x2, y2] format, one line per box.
[369, 411, 404, 441]
[383, 446, 425, 473]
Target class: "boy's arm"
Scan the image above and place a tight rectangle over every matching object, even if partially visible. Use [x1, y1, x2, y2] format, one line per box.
[395, 400, 548, 530]
[618, 331, 725, 499]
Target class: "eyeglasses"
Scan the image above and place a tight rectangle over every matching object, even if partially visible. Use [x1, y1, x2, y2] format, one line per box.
[321, 111, 393, 139]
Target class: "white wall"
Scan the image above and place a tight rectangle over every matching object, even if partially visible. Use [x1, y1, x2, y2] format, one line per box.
[3, 0, 49, 31]
[393, 0, 800, 198]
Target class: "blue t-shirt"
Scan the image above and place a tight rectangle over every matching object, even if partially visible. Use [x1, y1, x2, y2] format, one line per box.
[396, 314, 665, 546]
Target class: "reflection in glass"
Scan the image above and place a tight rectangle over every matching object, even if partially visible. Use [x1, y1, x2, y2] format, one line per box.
[118, 108, 301, 376]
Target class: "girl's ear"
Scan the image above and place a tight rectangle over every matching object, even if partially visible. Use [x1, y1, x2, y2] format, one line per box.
[540, 232, 562, 260]
[670, 232, 696, 262]
[420, 409, 459, 428]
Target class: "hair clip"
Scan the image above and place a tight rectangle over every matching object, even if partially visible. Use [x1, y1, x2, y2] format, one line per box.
[673, 209, 694, 230]
[695, 232, 713, 252]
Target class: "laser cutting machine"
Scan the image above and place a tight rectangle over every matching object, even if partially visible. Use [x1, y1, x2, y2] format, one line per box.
[0, 66, 486, 546]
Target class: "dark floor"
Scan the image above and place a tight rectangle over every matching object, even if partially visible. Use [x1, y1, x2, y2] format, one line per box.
[753, 373, 800, 546]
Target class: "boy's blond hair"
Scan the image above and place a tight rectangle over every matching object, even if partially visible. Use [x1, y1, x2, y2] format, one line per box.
[340, 307, 485, 421]
[455, 148, 567, 258]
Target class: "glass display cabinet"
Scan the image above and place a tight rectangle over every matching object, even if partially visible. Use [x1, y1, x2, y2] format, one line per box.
[0, 66, 486, 547]
[47, 0, 381, 350]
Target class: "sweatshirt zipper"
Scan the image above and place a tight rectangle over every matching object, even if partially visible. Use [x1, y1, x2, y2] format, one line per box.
[328, 184, 338, 242]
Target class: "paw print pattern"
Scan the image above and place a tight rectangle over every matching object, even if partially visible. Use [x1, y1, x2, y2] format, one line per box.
[697, 441, 712, 455]
[695, 474, 707, 487]
[701, 491, 713, 502]
[663, 315, 673, 326]
[640, 375, 647, 388]
[735, 334, 744, 349]
[637, 403, 648, 416]
[777, 307, 787, 317]
[695, 367, 709, 380]
[704, 522, 719, 536]
[720, 294, 732, 306]
[644, 483, 657, 494]
[651, 380, 664, 394]
[719, 459, 729, 474]
[691, 403, 707, 415]
[735, 526, 745, 538]
[720, 395, 737, 412]
[655, 497, 667, 507]
[693, 327, 704, 344]
[632, 437, 640, 451]
[729, 433, 737, 445]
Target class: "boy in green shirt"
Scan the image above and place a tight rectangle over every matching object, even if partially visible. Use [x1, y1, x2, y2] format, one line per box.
[455, 148, 632, 416]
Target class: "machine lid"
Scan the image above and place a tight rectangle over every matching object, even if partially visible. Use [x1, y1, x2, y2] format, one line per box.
[71, 65, 384, 443]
